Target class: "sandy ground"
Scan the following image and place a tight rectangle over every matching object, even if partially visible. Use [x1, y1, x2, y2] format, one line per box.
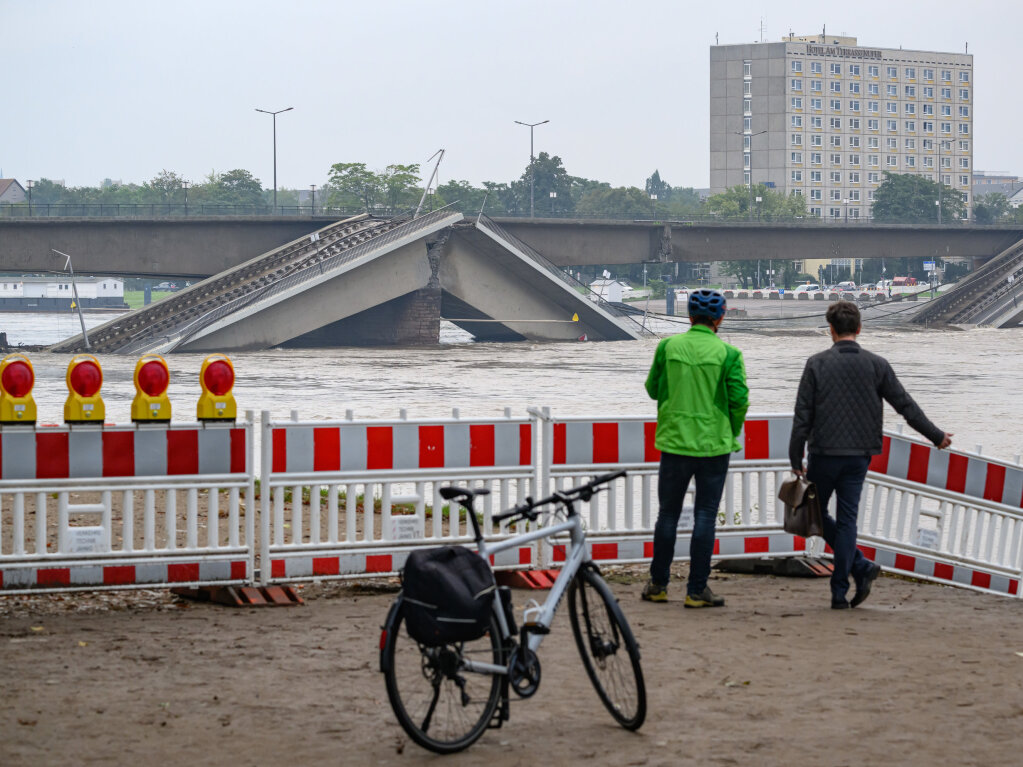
[2, 565, 1022, 767]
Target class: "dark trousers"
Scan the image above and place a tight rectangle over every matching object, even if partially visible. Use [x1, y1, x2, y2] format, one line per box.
[807, 454, 874, 600]
[649, 452, 730, 595]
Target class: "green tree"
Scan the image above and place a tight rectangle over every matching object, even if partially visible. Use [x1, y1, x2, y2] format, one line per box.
[871, 171, 965, 223]
[326, 162, 381, 211]
[380, 163, 422, 212]
[434, 179, 488, 215]
[511, 152, 575, 216]
[706, 184, 805, 220]
[576, 186, 655, 218]
[144, 170, 187, 203]
[973, 192, 1011, 224]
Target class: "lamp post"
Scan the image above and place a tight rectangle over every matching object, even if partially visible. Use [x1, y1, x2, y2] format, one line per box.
[550, 190, 557, 216]
[182, 180, 189, 216]
[51, 249, 90, 349]
[310, 184, 316, 216]
[255, 106, 293, 213]
[936, 197, 941, 225]
[26, 180, 34, 216]
[843, 198, 849, 224]
[755, 195, 762, 222]
[514, 119, 549, 218]
[734, 129, 767, 221]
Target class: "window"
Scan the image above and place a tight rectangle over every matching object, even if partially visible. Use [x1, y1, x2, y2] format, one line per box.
[906, 156, 916, 168]
[887, 66, 898, 78]
[791, 78, 803, 91]
[868, 101, 879, 113]
[868, 136, 879, 148]
[868, 190, 875, 201]
[905, 67, 916, 79]
[923, 156, 934, 168]
[923, 68, 934, 80]
[811, 79, 822, 92]
[811, 116, 823, 129]
[811, 152, 822, 164]
[887, 119, 898, 131]
[744, 153, 751, 168]
[830, 81, 842, 94]
[905, 85, 916, 98]
[849, 154, 860, 166]
[791, 152, 803, 163]
[941, 121, 952, 134]
[744, 117, 752, 131]
[810, 188, 822, 201]
[830, 135, 842, 148]
[830, 117, 842, 129]
[811, 97, 822, 110]
[791, 60, 802, 73]
[830, 189, 842, 201]
[959, 88, 969, 100]
[811, 134, 823, 147]
[941, 87, 951, 99]
[886, 84, 897, 97]
[829, 207, 841, 219]
[923, 120, 934, 132]
[791, 188, 803, 197]
[905, 103, 916, 115]
[960, 175, 970, 187]
[961, 191, 969, 204]
[849, 190, 861, 202]
[905, 120, 916, 132]
[849, 82, 860, 94]
[868, 65, 879, 78]
[868, 172, 880, 183]
[849, 100, 860, 112]
[830, 154, 842, 166]
[923, 86, 934, 98]
[810, 170, 822, 182]
[744, 171, 751, 185]
[905, 138, 916, 150]
[886, 137, 898, 149]
[942, 174, 951, 185]
[958, 139, 969, 151]
[791, 170, 803, 183]
[923, 104, 934, 115]
[940, 69, 951, 81]
[886, 102, 897, 114]
[959, 70, 969, 83]
[959, 157, 970, 169]
[868, 83, 879, 96]
[743, 61, 751, 77]
[849, 135, 860, 148]
[849, 64, 861, 77]
[810, 61, 822, 74]
[830, 62, 842, 76]
[941, 156, 952, 169]
[867, 118, 879, 131]
[958, 123, 970, 135]
[941, 104, 951, 117]
[830, 99, 842, 111]
[791, 115, 803, 127]
[959, 105, 969, 118]
[744, 99, 752, 114]
[810, 206, 822, 217]
[887, 155, 898, 167]
[744, 80, 752, 96]
[791, 133, 803, 146]
[791, 97, 803, 109]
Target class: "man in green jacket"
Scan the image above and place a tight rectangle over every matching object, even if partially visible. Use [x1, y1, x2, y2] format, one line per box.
[642, 289, 749, 607]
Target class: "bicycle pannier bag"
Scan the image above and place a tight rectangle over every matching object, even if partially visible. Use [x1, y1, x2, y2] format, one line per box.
[401, 546, 496, 645]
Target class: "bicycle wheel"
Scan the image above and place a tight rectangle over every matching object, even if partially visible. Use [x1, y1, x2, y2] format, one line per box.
[382, 600, 504, 753]
[568, 566, 647, 730]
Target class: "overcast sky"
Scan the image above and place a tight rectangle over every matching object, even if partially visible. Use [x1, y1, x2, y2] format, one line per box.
[4, 0, 1020, 192]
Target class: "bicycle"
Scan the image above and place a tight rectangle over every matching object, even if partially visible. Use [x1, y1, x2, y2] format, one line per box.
[379, 470, 646, 753]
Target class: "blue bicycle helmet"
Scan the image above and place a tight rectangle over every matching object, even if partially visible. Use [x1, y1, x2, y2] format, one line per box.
[687, 289, 727, 320]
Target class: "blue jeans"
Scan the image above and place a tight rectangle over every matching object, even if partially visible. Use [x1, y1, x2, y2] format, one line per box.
[807, 454, 874, 601]
[649, 452, 731, 595]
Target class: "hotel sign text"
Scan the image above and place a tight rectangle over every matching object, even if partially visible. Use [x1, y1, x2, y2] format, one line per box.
[805, 44, 882, 60]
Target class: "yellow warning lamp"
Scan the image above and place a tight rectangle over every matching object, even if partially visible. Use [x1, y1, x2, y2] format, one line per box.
[197, 354, 237, 421]
[0, 353, 37, 424]
[131, 354, 172, 422]
[64, 354, 106, 424]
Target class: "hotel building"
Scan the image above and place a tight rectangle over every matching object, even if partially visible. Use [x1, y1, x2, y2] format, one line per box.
[710, 34, 974, 220]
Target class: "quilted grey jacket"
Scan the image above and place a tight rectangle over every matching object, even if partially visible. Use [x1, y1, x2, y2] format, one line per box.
[789, 340, 945, 470]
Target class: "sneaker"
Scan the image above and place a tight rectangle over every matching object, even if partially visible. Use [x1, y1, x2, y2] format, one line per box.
[684, 587, 725, 608]
[851, 563, 882, 608]
[831, 598, 850, 610]
[641, 581, 668, 602]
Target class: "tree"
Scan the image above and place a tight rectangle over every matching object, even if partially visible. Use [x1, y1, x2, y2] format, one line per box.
[706, 184, 805, 220]
[973, 192, 1011, 224]
[511, 152, 574, 216]
[380, 164, 421, 212]
[145, 170, 187, 203]
[871, 171, 965, 223]
[576, 186, 655, 218]
[326, 162, 380, 211]
[434, 179, 488, 215]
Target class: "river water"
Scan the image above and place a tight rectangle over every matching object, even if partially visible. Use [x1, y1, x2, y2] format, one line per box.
[3, 311, 1021, 463]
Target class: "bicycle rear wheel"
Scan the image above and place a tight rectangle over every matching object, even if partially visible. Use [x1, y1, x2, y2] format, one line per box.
[382, 600, 504, 753]
[568, 566, 646, 730]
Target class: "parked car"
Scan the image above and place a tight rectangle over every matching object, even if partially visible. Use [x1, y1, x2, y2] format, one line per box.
[792, 283, 820, 294]
[154, 281, 178, 291]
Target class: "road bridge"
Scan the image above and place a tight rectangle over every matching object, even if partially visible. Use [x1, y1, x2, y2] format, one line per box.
[3, 216, 1021, 278]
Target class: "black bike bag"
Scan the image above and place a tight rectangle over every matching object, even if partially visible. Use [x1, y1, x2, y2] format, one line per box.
[401, 546, 496, 646]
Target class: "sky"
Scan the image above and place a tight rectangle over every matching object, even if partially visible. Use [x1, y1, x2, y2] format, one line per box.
[3, 0, 1021, 192]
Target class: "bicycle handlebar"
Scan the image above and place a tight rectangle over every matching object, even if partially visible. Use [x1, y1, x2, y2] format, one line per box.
[491, 470, 627, 523]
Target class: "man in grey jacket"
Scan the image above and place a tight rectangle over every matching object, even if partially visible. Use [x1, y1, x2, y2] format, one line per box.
[790, 301, 953, 609]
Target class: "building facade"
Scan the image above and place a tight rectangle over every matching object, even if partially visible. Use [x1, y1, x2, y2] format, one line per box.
[710, 35, 974, 219]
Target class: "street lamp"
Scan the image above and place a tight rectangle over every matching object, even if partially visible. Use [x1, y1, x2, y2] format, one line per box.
[550, 190, 557, 216]
[51, 249, 90, 349]
[310, 184, 316, 216]
[26, 179, 34, 216]
[843, 198, 849, 224]
[755, 195, 762, 222]
[182, 180, 189, 216]
[514, 119, 549, 218]
[255, 106, 293, 213]
[935, 198, 941, 225]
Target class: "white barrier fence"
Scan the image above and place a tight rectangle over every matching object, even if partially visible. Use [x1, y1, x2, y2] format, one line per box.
[1, 408, 1020, 598]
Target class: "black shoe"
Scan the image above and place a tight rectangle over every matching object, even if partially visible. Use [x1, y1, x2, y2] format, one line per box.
[851, 563, 882, 608]
[831, 598, 850, 609]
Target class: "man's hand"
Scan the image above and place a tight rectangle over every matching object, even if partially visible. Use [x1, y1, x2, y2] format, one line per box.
[938, 432, 953, 450]
[792, 467, 806, 479]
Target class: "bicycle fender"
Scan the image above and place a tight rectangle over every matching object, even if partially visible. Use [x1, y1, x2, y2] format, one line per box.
[379, 594, 404, 674]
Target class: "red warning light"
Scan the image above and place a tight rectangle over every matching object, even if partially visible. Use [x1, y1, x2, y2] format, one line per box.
[1, 360, 34, 398]
[69, 359, 102, 397]
[138, 360, 170, 396]
[202, 360, 234, 396]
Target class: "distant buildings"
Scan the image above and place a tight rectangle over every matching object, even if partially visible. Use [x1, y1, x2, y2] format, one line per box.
[0, 179, 27, 204]
[0, 276, 127, 311]
[710, 34, 974, 219]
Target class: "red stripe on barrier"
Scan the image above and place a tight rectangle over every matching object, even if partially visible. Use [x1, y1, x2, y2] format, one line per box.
[367, 427, 393, 470]
[591, 542, 618, 560]
[313, 427, 341, 472]
[713, 540, 720, 555]
[644, 541, 654, 558]
[519, 423, 532, 465]
[167, 431, 199, 475]
[744, 537, 769, 554]
[592, 423, 619, 464]
[313, 557, 340, 576]
[103, 565, 135, 585]
[983, 464, 1006, 504]
[934, 562, 954, 580]
[168, 563, 199, 582]
[230, 429, 246, 473]
[418, 425, 444, 469]
[793, 535, 807, 550]
[869, 437, 891, 473]
[519, 547, 531, 565]
[272, 429, 287, 473]
[552, 423, 566, 465]
[1010, 580, 1019, 596]
[271, 559, 285, 578]
[946, 453, 968, 493]
[366, 554, 392, 573]
[743, 420, 769, 460]
[971, 571, 992, 589]
[894, 553, 915, 572]
[644, 422, 660, 462]
[824, 543, 834, 554]
[231, 561, 247, 580]
[552, 545, 567, 562]
[470, 424, 495, 467]
[0, 570, 3, 588]
[907, 443, 931, 484]
[858, 545, 876, 560]
[37, 568, 70, 587]
[102, 431, 135, 477]
[36, 432, 69, 479]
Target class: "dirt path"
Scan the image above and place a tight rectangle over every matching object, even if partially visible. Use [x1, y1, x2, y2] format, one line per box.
[2, 567, 1022, 767]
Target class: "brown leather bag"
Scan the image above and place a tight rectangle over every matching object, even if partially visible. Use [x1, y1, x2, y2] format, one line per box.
[778, 476, 824, 538]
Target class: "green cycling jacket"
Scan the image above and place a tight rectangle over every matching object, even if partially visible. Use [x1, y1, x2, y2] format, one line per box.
[645, 324, 750, 457]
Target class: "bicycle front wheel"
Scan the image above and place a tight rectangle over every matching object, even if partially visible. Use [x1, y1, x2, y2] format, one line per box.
[568, 566, 647, 730]
[382, 601, 504, 753]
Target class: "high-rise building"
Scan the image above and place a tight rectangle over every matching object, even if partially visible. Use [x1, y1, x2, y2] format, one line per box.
[710, 34, 973, 219]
